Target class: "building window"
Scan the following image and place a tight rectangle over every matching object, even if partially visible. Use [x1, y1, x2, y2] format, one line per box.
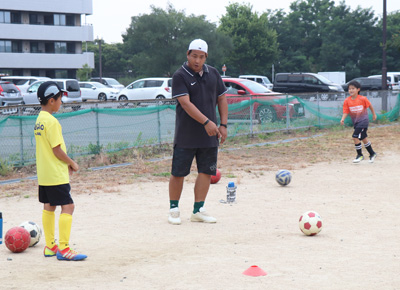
[0, 40, 12, 53]
[31, 42, 39, 53]
[12, 41, 22, 53]
[0, 11, 11, 23]
[67, 42, 75, 54]
[10, 12, 21, 24]
[55, 70, 68, 78]
[44, 14, 53, 25]
[55, 42, 67, 54]
[54, 14, 66, 26]
[66, 14, 75, 26]
[29, 13, 39, 24]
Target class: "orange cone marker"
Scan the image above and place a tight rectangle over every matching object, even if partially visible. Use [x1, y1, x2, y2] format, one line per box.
[243, 265, 267, 277]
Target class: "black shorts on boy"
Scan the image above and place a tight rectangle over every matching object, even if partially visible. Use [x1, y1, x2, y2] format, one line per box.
[352, 127, 368, 140]
[39, 184, 74, 206]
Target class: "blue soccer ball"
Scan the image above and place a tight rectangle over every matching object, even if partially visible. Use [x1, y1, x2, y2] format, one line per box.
[275, 169, 292, 186]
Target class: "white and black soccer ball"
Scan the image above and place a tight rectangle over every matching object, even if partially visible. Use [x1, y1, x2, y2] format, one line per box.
[299, 211, 323, 236]
[19, 221, 42, 247]
[275, 169, 292, 186]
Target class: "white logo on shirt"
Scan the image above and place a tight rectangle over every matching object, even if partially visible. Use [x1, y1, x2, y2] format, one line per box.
[349, 105, 363, 114]
[191, 82, 196, 86]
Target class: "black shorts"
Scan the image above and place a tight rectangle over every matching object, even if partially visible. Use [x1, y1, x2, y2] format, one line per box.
[352, 127, 368, 140]
[38, 184, 74, 206]
[171, 146, 218, 177]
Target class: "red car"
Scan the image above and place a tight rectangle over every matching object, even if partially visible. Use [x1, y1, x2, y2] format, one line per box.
[222, 78, 305, 123]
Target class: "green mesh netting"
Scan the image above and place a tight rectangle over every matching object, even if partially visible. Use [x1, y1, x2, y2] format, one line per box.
[0, 94, 399, 166]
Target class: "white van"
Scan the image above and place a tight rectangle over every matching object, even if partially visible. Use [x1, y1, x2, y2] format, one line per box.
[368, 73, 400, 91]
[239, 75, 273, 90]
[0, 76, 50, 92]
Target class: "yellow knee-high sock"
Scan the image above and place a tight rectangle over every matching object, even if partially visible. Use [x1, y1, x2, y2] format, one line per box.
[59, 213, 73, 251]
[42, 210, 56, 248]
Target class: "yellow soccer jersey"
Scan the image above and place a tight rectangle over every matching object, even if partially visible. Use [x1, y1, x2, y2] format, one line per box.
[34, 111, 69, 186]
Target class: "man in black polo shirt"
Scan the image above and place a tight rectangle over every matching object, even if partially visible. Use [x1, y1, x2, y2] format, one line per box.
[168, 39, 228, 225]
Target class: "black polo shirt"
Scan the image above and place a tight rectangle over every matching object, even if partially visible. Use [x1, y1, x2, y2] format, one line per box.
[172, 62, 227, 148]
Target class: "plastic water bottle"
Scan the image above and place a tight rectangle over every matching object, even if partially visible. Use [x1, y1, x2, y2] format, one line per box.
[226, 182, 237, 203]
[0, 212, 3, 244]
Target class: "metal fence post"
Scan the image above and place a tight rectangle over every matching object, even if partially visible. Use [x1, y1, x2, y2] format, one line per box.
[249, 95, 253, 136]
[317, 93, 321, 127]
[18, 110, 24, 166]
[286, 93, 290, 131]
[95, 103, 100, 147]
[157, 102, 162, 146]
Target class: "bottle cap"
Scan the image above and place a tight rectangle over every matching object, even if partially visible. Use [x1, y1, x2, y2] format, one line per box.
[228, 182, 235, 187]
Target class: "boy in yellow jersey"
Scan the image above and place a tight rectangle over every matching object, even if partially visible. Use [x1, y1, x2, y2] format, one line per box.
[34, 81, 87, 261]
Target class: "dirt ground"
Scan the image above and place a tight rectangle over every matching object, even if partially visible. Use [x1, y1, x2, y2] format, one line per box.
[1, 124, 400, 290]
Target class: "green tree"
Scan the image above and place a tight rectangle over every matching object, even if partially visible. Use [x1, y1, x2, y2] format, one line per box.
[76, 63, 93, 81]
[268, 0, 380, 80]
[122, 4, 231, 77]
[379, 11, 400, 72]
[218, 3, 279, 76]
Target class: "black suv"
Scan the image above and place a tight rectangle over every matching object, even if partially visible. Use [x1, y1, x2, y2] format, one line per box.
[273, 72, 344, 101]
[342, 77, 391, 91]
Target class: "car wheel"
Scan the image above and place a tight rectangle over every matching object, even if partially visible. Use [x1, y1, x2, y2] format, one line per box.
[119, 95, 128, 106]
[320, 93, 329, 101]
[98, 93, 107, 101]
[156, 95, 165, 105]
[257, 105, 277, 123]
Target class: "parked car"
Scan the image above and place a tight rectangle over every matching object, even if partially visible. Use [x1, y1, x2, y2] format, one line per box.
[118, 78, 172, 103]
[22, 80, 46, 105]
[0, 76, 50, 92]
[368, 73, 399, 91]
[52, 79, 82, 104]
[79, 81, 119, 101]
[342, 77, 391, 92]
[0, 81, 23, 114]
[222, 78, 305, 123]
[0, 81, 23, 106]
[90, 77, 125, 91]
[239, 75, 273, 90]
[273, 72, 344, 101]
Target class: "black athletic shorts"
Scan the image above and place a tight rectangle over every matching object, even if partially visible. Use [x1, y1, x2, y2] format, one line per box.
[352, 127, 368, 140]
[171, 146, 218, 177]
[38, 183, 74, 206]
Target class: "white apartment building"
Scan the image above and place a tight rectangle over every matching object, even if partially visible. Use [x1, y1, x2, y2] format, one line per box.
[0, 0, 94, 78]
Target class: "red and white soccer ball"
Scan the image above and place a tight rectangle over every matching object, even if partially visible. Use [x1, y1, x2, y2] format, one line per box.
[299, 211, 323, 236]
[4, 226, 31, 253]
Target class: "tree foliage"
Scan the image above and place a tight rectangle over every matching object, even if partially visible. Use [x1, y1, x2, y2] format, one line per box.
[87, 2, 400, 83]
[218, 3, 279, 76]
[122, 4, 231, 78]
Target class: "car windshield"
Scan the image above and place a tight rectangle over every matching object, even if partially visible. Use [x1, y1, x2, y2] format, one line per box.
[262, 77, 271, 84]
[106, 79, 120, 85]
[92, 83, 108, 88]
[315, 74, 334, 84]
[239, 80, 272, 93]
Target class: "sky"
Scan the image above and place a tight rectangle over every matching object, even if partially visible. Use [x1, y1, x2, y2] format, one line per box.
[86, 0, 400, 44]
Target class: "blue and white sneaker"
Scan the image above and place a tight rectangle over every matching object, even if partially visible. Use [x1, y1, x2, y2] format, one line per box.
[369, 153, 377, 163]
[57, 247, 87, 261]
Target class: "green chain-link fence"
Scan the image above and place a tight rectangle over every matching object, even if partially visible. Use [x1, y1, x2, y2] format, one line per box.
[1, 91, 399, 167]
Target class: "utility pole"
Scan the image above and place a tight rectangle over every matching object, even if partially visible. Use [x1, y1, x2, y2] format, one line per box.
[98, 38, 102, 81]
[382, 0, 388, 111]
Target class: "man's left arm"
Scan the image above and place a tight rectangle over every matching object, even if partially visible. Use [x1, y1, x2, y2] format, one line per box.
[217, 94, 228, 144]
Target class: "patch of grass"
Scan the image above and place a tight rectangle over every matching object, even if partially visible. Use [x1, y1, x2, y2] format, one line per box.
[152, 172, 170, 177]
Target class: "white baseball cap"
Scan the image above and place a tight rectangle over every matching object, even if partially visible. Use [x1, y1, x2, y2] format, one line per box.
[188, 39, 208, 54]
